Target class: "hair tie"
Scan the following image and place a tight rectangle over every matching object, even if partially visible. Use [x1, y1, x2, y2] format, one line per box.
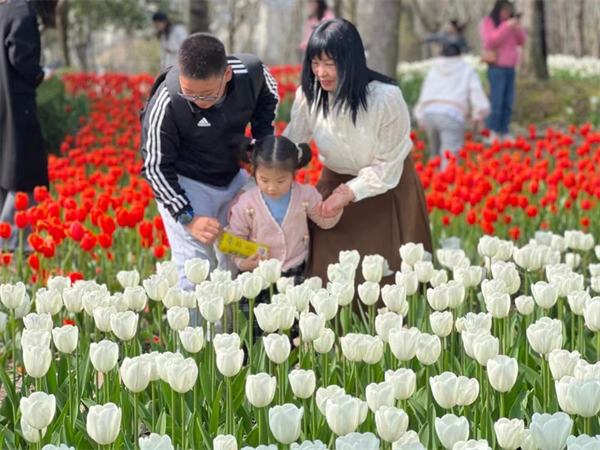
[295, 143, 302, 162]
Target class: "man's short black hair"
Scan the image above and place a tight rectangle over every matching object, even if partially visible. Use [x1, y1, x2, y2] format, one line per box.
[178, 33, 228, 80]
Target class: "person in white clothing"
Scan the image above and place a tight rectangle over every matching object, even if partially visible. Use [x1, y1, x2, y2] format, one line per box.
[414, 42, 490, 169]
[153, 11, 188, 69]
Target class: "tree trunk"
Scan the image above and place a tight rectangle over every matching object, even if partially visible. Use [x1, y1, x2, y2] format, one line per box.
[333, 0, 343, 18]
[531, 0, 548, 79]
[57, 0, 70, 66]
[366, 0, 402, 78]
[189, 0, 210, 34]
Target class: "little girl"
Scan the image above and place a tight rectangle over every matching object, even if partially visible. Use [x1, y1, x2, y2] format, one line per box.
[228, 135, 344, 278]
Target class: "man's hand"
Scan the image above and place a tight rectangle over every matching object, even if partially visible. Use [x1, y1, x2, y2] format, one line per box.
[239, 253, 261, 271]
[184, 215, 222, 244]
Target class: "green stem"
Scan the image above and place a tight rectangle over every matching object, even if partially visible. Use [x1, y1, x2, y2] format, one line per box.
[11, 310, 16, 385]
[171, 388, 175, 446]
[151, 382, 156, 432]
[369, 304, 375, 335]
[134, 392, 138, 449]
[249, 297, 255, 373]
[181, 393, 186, 450]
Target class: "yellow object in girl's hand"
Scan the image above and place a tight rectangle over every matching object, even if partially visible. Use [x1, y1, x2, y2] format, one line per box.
[217, 232, 269, 259]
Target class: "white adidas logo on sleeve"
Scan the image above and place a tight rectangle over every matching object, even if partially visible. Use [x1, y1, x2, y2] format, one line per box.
[197, 117, 211, 127]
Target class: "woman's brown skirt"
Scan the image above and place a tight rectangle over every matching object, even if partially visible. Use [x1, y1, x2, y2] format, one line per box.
[307, 155, 433, 290]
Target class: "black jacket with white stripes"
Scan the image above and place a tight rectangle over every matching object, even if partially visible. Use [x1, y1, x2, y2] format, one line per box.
[140, 54, 279, 219]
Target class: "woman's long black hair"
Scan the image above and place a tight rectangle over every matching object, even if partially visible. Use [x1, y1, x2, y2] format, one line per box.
[310, 0, 329, 21]
[489, 0, 514, 27]
[152, 11, 172, 39]
[301, 19, 396, 125]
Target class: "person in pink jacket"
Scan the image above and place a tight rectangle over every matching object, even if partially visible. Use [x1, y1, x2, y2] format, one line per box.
[480, 0, 526, 141]
[228, 135, 343, 277]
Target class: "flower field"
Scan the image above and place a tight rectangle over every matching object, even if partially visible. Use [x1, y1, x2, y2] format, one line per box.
[0, 68, 599, 450]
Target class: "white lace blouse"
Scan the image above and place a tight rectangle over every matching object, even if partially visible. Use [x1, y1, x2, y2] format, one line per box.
[283, 81, 413, 202]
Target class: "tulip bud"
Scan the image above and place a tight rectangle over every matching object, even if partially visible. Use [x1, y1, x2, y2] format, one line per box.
[400, 243, 425, 266]
[143, 274, 170, 301]
[395, 271, 419, 296]
[430, 270, 449, 288]
[494, 418, 524, 450]
[82, 289, 110, 316]
[532, 282, 558, 309]
[246, 373, 277, 408]
[23, 345, 52, 378]
[20, 391, 56, 430]
[86, 403, 122, 446]
[529, 412, 572, 450]
[446, 281, 466, 309]
[416, 333, 441, 366]
[431, 311, 453, 338]
[484, 293, 510, 319]
[430, 372, 459, 409]
[358, 281, 380, 306]
[435, 414, 469, 450]
[568, 290, 590, 316]
[473, 334, 499, 367]
[375, 312, 403, 342]
[414, 261, 434, 284]
[341, 333, 367, 363]
[198, 294, 224, 323]
[90, 340, 119, 373]
[313, 328, 335, 354]
[23, 313, 53, 331]
[62, 287, 84, 314]
[325, 395, 367, 436]
[385, 368, 416, 401]
[123, 286, 147, 312]
[110, 311, 138, 341]
[315, 384, 346, 415]
[166, 306, 189, 331]
[478, 235, 499, 259]
[583, 297, 600, 332]
[328, 281, 354, 307]
[366, 382, 395, 412]
[240, 273, 264, 299]
[487, 355, 518, 393]
[515, 295, 534, 316]
[362, 254, 385, 283]
[258, 259, 282, 285]
[212, 435, 237, 450]
[139, 434, 174, 450]
[389, 327, 420, 362]
[47, 277, 70, 295]
[310, 289, 338, 320]
[116, 270, 140, 288]
[121, 356, 151, 393]
[362, 335, 384, 365]
[166, 357, 198, 393]
[214, 333, 241, 351]
[453, 266, 485, 289]
[35, 288, 63, 316]
[93, 306, 117, 333]
[179, 327, 204, 353]
[216, 347, 244, 377]
[381, 284, 407, 314]
[299, 312, 325, 343]
[0, 282, 26, 309]
[263, 333, 291, 365]
[549, 349, 580, 381]
[184, 258, 210, 285]
[456, 376, 479, 406]
[427, 286, 450, 311]
[339, 249, 361, 269]
[269, 404, 303, 445]
[527, 318, 563, 356]
[288, 369, 316, 399]
[52, 325, 78, 354]
[375, 406, 409, 443]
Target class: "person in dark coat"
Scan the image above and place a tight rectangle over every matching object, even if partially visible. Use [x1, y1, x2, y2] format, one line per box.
[0, 0, 55, 250]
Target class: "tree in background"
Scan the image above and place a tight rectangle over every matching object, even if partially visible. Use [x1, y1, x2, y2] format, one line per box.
[189, 0, 210, 33]
[366, 0, 403, 78]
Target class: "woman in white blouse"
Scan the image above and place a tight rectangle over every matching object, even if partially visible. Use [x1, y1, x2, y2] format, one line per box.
[284, 19, 432, 291]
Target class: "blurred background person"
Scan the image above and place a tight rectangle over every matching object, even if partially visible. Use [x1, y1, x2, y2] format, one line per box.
[153, 11, 188, 69]
[423, 19, 469, 55]
[480, 0, 526, 141]
[299, 0, 335, 55]
[414, 42, 490, 169]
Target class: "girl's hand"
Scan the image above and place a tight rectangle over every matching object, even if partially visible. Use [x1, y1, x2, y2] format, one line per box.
[319, 188, 354, 217]
[240, 253, 261, 271]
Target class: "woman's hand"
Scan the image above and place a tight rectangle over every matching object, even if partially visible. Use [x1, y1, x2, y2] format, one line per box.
[318, 185, 355, 217]
[239, 253, 261, 272]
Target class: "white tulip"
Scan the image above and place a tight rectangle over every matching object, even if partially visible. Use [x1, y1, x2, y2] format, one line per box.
[93, 306, 117, 333]
[310, 289, 338, 320]
[435, 414, 469, 450]
[179, 327, 204, 353]
[427, 285, 450, 311]
[269, 404, 303, 445]
[358, 281, 380, 306]
[395, 271, 419, 296]
[86, 403, 122, 446]
[385, 368, 416, 400]
[20, 391, 56, 430]
[214, 333, 241, 351]
[62, 287, 84, 314]
[400, 243, 425, 266]
[143, 274, 170, 301]
[299, 312, 325, 343]
[258, 259, 282, 284]
[52, 325, 78, 354]
[313, 328, 335, 354]
[289, 369, 316, 399]
[431, 311, 453, 338]
[527, 318, 563, 356]
[473, 334, 499, 367]
[116, 270, 140, 288]
[431, 270, 449, 288]
[583, 296, 600, 332]
[376, 312, 403, 342]
[453, 267, 485, 289]
[478, 235, 500, 259]
[90, 340, 119, 373]
[485, 293, 511, 319]
[246, 373, 277, 408]
[212, 435, 237, 450]
[216, 347, 244, 377]
[362, 335, 384, 365]
[123, 286, 147, 312]
[515, 295, 535, 316]
[416, 333, 441, 366]
[198, 294, 224, 323]
[263, 333, 291, 365]
[529, 412, 572, 450]
[139, 434, 174, 450]
[23, 312, 52, 331]
[494, 418, 524, 450]
[35, 288, 63, 316]
[362, 254, 385, 283]
[21, 417, 46, 443]
[328, 280, 354, 307]
[381, 284, 407, 314]
[166, 306, 189, 331]
[487, 355, 518, 393]
[315, 384, 346, 415]
[414, 261, 434, 284]
[121, 356, 151, 393]
[389, 327, 421, 362]
[166, 357, 198, 393]
[0, 282, 27, 309]
[375, 406, 409, 443]
[549, 349, 581, 381]
[341, 333, 367, 363]
[156, 261, 179, 287]
[110, 311, 138, 341]
[23, 345, 52, 378]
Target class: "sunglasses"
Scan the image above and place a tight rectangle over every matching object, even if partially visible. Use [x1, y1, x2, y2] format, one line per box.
[177, 70, 226, 102]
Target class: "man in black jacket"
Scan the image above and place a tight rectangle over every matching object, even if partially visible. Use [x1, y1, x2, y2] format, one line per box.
[141, 33, 279, 289]
[0, 0, 54, 250]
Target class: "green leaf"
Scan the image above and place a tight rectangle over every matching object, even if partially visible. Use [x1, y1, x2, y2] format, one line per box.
[209, 381, 223, 435]
[157, 411, 168, 435]
[196, 411, 213, 449]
